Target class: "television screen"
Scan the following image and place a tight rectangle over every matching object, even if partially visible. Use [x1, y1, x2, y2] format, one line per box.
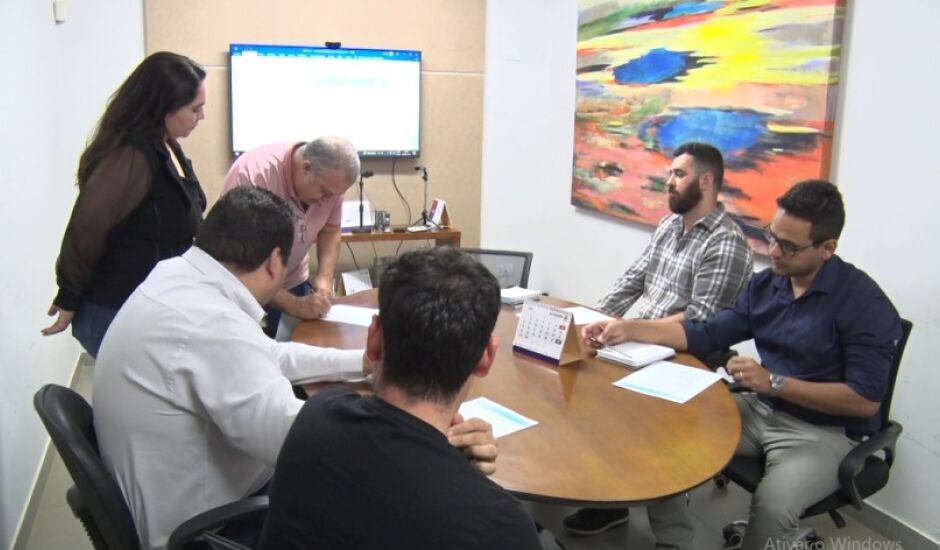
[230, 43, 421, 158]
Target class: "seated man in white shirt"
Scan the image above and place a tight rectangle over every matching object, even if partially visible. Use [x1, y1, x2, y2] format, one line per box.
[92, 187, 369, 549]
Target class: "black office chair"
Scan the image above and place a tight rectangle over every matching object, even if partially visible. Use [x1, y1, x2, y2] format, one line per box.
[719, 319, 913, 548]
[33, 384, 267, 550]
[460, 248, 533, 288]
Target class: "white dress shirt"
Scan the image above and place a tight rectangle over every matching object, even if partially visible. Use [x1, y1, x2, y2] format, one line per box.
[93, 247, 363, 550]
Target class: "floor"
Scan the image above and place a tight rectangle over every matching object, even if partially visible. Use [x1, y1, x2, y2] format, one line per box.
[23, 363, 900, 550]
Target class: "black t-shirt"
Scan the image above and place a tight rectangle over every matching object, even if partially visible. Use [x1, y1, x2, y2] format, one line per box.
[258, 387, 541, 550]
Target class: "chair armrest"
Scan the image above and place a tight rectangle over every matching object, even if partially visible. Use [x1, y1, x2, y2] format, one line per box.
[838, 421, 903, 508]
[202, 532, 255, 550]
[166, 495, 268, 550]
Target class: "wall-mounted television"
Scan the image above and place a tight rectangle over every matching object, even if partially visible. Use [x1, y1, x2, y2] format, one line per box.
[230, 43, 421, 158]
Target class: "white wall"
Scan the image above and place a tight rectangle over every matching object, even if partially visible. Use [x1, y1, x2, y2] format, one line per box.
[482, 0, 939, 543]
[0, 0, 144, 547]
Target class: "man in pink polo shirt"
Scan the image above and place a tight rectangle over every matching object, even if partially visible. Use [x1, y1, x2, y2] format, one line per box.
[222, 137, 360, 335]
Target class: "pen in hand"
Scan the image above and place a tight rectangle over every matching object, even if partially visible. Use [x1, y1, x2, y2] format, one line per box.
[590, 337, 637, 362]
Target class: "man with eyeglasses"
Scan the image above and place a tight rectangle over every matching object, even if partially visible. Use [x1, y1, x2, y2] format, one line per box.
[564, 142, 753, 547]
[222, 137, 360, 336]
[581, 180, 902, 550]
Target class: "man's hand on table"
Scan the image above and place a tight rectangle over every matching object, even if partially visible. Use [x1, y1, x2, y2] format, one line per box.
[581, 319, 631, 348]
[288, 292, 332, 319]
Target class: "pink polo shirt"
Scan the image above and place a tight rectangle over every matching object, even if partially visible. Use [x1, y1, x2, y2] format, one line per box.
[222, 142, 343, 289]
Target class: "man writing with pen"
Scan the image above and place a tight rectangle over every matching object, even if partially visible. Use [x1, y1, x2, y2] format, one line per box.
[222, 136, 360, 336]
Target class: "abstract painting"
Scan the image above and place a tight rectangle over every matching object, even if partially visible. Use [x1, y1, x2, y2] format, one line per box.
[572, 0, 846, 252]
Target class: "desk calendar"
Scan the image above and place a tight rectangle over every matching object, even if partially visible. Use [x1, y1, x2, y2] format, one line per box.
[512, 300, 581, 366]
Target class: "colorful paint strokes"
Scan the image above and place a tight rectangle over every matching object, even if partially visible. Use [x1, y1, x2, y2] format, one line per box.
[573, 0, 845, 252]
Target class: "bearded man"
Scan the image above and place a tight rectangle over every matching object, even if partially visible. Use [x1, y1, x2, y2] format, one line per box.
[563, 142, 753, 549]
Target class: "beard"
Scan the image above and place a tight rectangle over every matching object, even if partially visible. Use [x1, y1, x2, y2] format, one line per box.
[668, 177, 703, 214]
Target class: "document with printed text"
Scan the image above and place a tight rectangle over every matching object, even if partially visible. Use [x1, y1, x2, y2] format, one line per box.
[458, 397, 538, 438]
[613, 360, 722, 404]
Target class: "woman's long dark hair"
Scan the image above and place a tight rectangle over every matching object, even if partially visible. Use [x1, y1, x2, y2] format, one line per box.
[76, 51, 205, 188]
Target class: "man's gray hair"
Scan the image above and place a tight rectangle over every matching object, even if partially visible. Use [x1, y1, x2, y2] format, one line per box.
[301, 137, 361, 186]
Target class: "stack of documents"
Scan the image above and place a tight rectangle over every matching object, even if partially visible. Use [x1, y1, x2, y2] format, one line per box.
[500, 286, 541, 305]
[596, 341, 675, 368]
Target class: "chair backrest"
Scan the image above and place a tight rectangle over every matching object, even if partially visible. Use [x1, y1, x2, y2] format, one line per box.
[879, 318, 913, 430]
[33, 384, 142, 550]
[459, 248, 533, 289]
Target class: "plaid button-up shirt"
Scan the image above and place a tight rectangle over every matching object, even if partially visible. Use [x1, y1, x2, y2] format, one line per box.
[598, 204, 753, 321]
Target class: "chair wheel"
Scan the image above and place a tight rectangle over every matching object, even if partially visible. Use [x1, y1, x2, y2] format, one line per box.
[714, 474, 729, 489]
[805, 533, 824, 549]
[722, 520, 747, 546]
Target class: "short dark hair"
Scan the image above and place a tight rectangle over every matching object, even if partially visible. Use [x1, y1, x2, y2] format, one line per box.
[377, 247, 501, 403]
[674, 142, 724, 190]
[195, 187, 294, 272]
[776, 179, 845, 242]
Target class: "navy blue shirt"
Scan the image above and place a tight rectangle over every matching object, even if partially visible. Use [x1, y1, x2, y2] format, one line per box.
[682, 255, 901, 436]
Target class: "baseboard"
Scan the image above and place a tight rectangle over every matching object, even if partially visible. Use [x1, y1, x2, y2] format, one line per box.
[11, 353, 92, 550]
[844, 504, 940, 550]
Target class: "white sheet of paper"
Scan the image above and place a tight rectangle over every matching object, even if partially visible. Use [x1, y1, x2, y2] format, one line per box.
[341, 199, 373, 229]
[500, 286, 540, 305]
[562, 306, 614, 325]
[613, 360, 722, 404]
[715, 366, 736, 384]
[458, 397, 538, 438]
[501, 286, 541, 300]
[321, 304, 378, 327]
[341, 269, 373, 294]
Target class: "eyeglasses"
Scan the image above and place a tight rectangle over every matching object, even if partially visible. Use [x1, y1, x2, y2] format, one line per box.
[763, 226, 816, 256]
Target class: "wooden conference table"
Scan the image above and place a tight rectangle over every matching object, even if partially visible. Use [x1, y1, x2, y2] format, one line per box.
[293, 291, 741, 508]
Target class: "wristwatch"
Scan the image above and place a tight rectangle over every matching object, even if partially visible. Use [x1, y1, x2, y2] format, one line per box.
[769, 373, 786, 397]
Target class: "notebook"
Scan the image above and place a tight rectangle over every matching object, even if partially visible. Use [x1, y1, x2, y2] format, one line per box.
[596, 341, 675, 368]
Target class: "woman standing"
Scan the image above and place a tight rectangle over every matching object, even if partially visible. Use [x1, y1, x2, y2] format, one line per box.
[42, 52, 208, 357]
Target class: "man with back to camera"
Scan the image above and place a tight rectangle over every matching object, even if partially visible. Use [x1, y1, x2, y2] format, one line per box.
[564, 142, 753, 548]
[257, 247, 542, 550]
[222, 136, 360, 335]
[581, 180, 902, 550]
[92, 188, 497, 549]
[92, 186, 367, 549]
